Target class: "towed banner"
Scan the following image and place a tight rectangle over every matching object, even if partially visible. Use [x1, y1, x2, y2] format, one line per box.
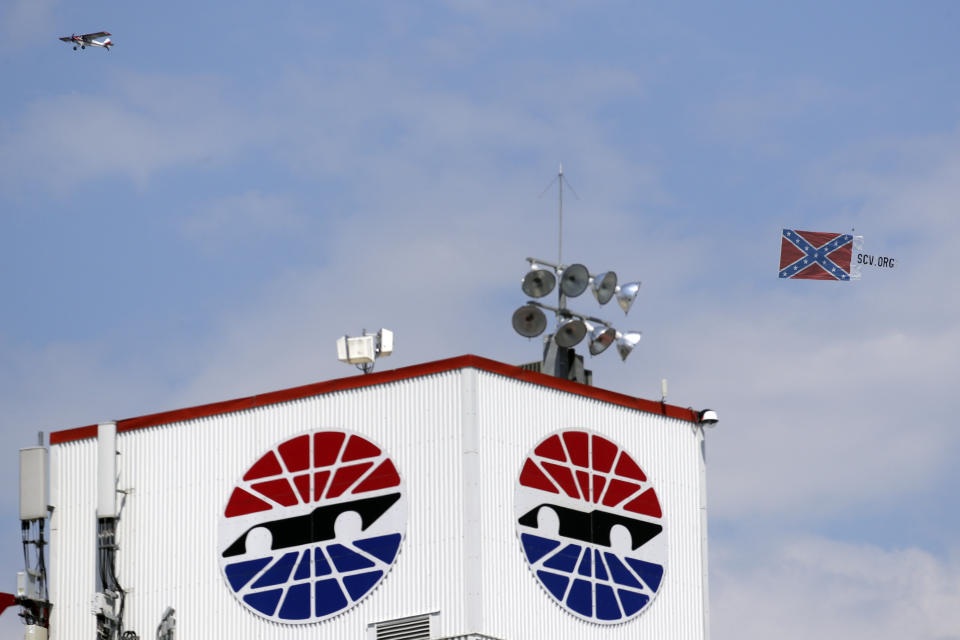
[779, 229, 863, 281]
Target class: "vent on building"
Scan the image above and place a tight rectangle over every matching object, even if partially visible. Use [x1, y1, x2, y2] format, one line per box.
[373, 613, 432, 640]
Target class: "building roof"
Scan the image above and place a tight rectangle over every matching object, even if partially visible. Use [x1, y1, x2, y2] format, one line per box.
[49, 354, 699, 445]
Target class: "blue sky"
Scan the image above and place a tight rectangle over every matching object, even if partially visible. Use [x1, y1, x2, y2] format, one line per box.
[2, 1, 959, 637]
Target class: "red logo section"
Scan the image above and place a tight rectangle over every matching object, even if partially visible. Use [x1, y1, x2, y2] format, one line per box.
[519, 431, 662, 518]
[225, 432, 401, 518]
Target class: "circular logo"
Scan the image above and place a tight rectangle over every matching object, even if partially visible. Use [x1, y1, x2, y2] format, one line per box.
[219, 429, 406, 623]
[515, 429, 666, 624]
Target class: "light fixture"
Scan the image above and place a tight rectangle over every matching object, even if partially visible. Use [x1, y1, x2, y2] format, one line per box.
[554, 317, 587, 347]
[336, 335, 376, 365]
[560, 263, 590, 297]
[336, 329, 393, 374]
[513, 253, 645, 378]
[590, 271, 618, 305]
[585, 321, 617, 355]
[615, 282, 641, 314]
[512, 304, 547, 338]
[698, 409, 719, 426]
[615, 330, 642, 361]
[521, 264, 556, 298]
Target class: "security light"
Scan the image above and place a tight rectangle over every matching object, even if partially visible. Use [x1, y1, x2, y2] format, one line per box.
[336, 329, 393, 374]
[698, 409, 719, 425]
[615, 331, 642, 361]
[512, 305, 548, 338]
[585, 322, 617, 356]
[555, 317, 587, 348]
[560, 263, 590, 297]
[615, 282, 641, 314]
[521, 265, 557, 298]
[590, 271, 618, 305]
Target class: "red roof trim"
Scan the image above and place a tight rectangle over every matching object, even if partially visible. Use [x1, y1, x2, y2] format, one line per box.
[49, 354, 699, 445]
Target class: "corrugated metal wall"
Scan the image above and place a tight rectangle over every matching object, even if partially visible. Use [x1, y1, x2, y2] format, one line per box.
[50, 371, 468, 640]
[474, 371, 706, 640]
[49, 438, 97, 637]
[48, 366, 707, 640]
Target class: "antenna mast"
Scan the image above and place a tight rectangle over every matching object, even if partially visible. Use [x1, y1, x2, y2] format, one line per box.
[558, 162, 563, 266]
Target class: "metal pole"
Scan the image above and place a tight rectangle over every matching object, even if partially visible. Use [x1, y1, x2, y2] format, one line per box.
[557, 163, 565, 317]
[558, 163, 563, 266]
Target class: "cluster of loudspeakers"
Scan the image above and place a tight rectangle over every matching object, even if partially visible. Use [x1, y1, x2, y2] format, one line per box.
[513, 262, 643, 361]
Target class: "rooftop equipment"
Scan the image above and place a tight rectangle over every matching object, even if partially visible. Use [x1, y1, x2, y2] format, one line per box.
[13, 436, 53, 639]
[336, 328, 394, 374]
[512, 166, 643, 382]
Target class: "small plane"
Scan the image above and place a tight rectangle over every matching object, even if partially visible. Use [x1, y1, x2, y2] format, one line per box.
[59, 32, 113, 51]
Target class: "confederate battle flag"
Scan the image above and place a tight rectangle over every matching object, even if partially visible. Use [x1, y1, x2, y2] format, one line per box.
[779, 229, 857, 281]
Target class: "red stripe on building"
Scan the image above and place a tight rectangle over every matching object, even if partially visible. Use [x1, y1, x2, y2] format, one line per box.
[50, 355, 700, 444]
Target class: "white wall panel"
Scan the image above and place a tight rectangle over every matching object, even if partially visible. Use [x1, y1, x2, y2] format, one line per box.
[473, 371, 707, 640]
[50, 372, 469, 640]
[49, 439, 98, 638]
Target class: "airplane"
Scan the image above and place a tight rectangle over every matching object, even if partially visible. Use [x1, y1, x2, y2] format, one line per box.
[59, 32, 113, 51]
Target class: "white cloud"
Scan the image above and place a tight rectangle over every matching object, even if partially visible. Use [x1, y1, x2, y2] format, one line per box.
[183, 190, 306, 247]
[712, 536, 960, 640]
[0, 73, 264, 191]
[697, 75, 849, 154]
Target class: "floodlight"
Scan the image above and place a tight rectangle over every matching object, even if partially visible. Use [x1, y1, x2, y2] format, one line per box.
[560, 263, 590, 297]
[615, 281, 641, 314]
[378, 329, 394, 357]
[615, 331, 642, 361]
[554, 317, 587, 347]
[512, 305, 547, 338]
[698, 409, 719, 425]
[521, 265, 556, 298]
[336, 335, 376, 364]
[590, 271, 618, 305]
[585, 322, 617, 355]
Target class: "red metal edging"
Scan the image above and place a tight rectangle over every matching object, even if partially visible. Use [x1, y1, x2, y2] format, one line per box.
[49, 354, 698, 445]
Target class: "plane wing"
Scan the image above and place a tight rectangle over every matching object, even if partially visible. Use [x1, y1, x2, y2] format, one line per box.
[80, 31, 111, 39]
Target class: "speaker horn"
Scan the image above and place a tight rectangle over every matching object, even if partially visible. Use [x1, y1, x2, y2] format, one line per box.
[615, 331, 642, 361]
[512, 305, 547, 338]
[560, 263, 589, 297]
[615, 281, 641, 314]
[590, 271, 618, 305]
[587, 323, 617, 355]
[521, 266, 556, 298]
[554, 317, 587, 347]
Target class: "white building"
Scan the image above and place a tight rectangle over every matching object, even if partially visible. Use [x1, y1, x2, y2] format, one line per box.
[42, 354, 712, 640]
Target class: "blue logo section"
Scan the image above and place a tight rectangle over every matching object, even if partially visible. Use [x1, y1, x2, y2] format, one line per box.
[521, 534, 663, 621]
[224, 533, 401, 619]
